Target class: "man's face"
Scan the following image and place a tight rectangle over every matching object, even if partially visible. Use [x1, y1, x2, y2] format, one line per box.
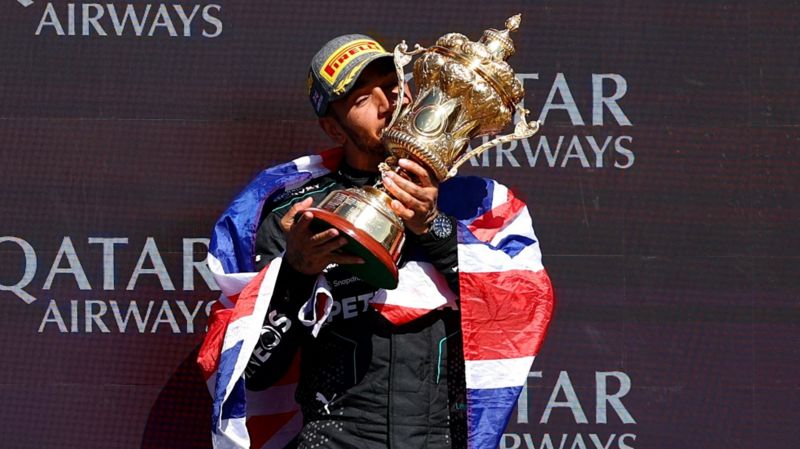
[328, 59, 411, 155]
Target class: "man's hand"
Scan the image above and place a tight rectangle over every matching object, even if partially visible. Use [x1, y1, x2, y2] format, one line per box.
[281, 197, 364, 275]
[381, 158, 439, 235]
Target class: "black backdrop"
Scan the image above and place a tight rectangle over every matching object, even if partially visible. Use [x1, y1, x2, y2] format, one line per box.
[0, 1, 797, 448]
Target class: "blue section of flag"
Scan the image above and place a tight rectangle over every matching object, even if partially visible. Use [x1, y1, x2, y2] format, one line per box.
[439, 176, 495, 221]
[467, 386, 524, 449]
[209, 160, 310, 274]
[444, 176, 537, 259]
[222, 377, 247, 421]
[490, 234, 537, 258]
[456, 225, 537, 259]
[212, 340, 246, 426]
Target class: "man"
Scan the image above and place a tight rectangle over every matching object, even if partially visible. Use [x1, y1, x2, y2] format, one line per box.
[245, 34, 465, 449]
[200, 33, 553, 449]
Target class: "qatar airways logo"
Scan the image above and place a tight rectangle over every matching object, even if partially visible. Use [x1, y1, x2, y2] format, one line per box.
[503, 371, 638, 449]
[470, 73, 635, 170]
[14, 0, 223, 38]
[0, 236, 220, 334]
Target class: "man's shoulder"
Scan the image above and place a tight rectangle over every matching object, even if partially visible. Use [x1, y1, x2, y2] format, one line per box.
[253, 171, 341, 264]
[243, 146, 344, 211]
[264, 172, 340, 217]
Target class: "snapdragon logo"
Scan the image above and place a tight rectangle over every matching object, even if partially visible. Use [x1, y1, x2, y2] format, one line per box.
[15, 0, 222, 38]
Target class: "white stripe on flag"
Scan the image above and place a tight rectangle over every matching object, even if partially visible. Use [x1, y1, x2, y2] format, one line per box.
[465, 356, 536, 389]
[459, 243, 544, 273]
[214, 416, 249, 449]
[220, 314, 260, 353]
[293, 154, 320, 172]
[490, 182, 509, 211]
[231, 258, 284, 388]
[207, 254, 257, 298]
[218, 257, 284, 418]
[487, 206, 538, 246]
[371, 261, 456, 309]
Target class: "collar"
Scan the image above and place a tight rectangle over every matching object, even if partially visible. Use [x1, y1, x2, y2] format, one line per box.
[336, 161, 381, 187]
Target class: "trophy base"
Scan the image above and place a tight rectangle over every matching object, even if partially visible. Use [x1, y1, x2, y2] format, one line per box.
[307, 209, 399, 289]
[306, 187, 405, 290]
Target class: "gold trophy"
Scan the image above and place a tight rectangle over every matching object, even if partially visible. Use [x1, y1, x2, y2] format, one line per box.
[308, 15, 540, 289]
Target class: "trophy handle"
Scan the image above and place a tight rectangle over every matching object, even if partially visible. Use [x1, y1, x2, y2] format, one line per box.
[445, 109, 541, 180]
[387, 41, 427, 130]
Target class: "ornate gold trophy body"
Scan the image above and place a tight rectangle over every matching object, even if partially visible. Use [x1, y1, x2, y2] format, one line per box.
[308, 15, 540, 289]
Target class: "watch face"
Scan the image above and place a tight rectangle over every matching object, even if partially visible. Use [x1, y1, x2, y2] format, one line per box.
[431, 215, 453, 239]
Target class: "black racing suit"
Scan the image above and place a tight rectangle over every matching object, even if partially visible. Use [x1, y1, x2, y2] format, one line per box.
[244, 162, 467, 449]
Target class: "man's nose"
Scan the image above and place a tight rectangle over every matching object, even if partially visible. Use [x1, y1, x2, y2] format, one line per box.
[374, 86, 393, 116]
[376, 84, 409, 116]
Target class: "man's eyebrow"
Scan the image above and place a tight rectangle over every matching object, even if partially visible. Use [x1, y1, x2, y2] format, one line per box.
[350, 71, 397, 95]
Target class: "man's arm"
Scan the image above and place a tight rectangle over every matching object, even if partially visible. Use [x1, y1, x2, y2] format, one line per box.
[245, 197, 364, 390]
[382, 158, 460, 294]
[410, 215, 459, 294]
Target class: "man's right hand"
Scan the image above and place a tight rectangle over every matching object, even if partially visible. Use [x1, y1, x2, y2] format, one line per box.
[280, 197, 365, 275]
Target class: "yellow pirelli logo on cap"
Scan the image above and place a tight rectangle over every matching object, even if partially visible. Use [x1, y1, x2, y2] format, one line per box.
[320, 39, 386, 84]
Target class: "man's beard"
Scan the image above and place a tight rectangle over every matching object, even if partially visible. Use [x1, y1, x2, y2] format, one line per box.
[337, 117, 386, 156]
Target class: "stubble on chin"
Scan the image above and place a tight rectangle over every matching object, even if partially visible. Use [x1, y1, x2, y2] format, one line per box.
[343, 122, 386, 156]
[363, 138, 386, 156]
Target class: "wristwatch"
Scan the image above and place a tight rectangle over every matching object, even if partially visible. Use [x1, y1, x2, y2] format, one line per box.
[425, 213, 454, 241]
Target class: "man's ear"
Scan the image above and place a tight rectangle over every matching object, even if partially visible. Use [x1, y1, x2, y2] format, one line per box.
[319, 116, 348, 146]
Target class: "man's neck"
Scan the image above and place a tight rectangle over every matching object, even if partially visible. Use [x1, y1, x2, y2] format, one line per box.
[343, 145, 384, 173]
[337, 160, 381, 187]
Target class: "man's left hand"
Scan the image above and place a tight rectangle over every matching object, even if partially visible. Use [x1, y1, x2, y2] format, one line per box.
[382, 158, 439, 235]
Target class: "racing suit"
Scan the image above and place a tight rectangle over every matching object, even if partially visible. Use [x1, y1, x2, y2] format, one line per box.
[244, 162, 467, 449]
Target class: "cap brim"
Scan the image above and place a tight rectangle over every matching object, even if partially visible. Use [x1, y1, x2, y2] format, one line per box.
[330, 52, 394, 101]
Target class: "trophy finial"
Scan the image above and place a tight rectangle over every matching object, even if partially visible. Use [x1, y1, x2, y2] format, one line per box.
[505, 14, 521, 32]
[479, 13, 522, 61]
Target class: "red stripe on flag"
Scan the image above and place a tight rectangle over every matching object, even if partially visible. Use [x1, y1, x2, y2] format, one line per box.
[226, 292, 240, 304]
[197, 301, 233, 379]
[371, 302, 436, 326]
[246, 410, 299, 449]
[460, 269, 554, 361]
[320, 146, 344, 172]
[230, 267, 269, 322]
[468, 195, 526, 243]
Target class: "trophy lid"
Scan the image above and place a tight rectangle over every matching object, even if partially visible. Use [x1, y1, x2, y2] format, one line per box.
[479, 14, 521, 62]
[382, 14, 537, 182]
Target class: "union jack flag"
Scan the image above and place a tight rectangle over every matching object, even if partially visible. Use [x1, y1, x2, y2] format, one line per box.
[197, 147, 554, 449]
